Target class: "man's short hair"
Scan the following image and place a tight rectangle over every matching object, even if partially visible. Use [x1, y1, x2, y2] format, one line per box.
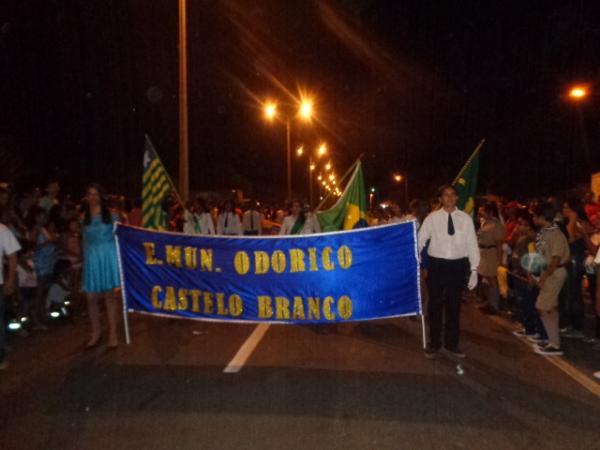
[533, 202, 556, 223]
[437, 184, 457, 198]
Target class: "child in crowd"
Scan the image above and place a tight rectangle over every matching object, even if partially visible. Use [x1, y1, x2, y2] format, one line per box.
[16, 241, 43, 330]
[27, 206, 59, 327]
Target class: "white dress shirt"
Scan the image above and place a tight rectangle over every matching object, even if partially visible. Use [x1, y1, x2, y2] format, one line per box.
[0, 224, 21, 285]
[279, 213, 321, 235]
[418, 208, 480, 271]
[217, 212, 242, 236]
[242, 210, 263, 235]
[183, 211, 215, 235]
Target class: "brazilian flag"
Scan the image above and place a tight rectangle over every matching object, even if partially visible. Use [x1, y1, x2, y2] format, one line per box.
[453, 139, 484, 215]
[317, 161, 369, 231]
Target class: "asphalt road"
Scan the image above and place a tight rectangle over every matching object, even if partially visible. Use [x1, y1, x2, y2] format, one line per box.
[1, 303, 600, 450]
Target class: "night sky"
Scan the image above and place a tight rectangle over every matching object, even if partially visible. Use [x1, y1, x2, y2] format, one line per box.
[2, 1, 600, 202]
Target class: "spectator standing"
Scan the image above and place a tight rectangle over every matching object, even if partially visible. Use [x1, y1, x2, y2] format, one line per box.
[0, 222, 20, 370]
[477, 203, 505, 314]
[81, 184, 121, 349]
[531, 203, 570, 356]
[39, 180, 60, 213]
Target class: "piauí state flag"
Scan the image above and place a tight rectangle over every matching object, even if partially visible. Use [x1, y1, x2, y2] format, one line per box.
[453, 145, 481, 215]
[317, 161, 369, 232]
[142, 136, 176, 230]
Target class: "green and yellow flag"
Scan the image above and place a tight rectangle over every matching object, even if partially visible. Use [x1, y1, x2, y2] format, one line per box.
[453, 139, 484, 215]
[317, 160, 369, 231]
[142, 136, 176, 230]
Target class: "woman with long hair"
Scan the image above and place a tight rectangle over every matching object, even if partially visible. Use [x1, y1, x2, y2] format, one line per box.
[81, 184, 121, 348]
[279, 200, 321, 235]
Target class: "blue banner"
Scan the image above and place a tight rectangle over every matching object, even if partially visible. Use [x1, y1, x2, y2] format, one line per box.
[115, 222, 421, 324]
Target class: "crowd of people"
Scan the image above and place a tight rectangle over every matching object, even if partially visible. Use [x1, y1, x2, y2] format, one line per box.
[0, 179, 599, 381]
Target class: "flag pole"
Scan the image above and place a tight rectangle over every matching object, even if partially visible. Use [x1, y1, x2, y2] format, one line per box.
[452, 138, 485, 185]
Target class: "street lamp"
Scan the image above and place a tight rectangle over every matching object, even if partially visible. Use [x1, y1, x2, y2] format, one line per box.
[262, 96, 315, 200]
[393, 173, 409, 207]
[568, 86, 588, 101]
[566, 84, 592, 167]
[297, 142, 328, 207]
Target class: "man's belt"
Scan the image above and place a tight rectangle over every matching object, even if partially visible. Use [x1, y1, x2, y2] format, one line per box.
[479, 245, 497, 249]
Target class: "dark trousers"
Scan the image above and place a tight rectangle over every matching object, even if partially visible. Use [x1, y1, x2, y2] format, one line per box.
[565, 258, 586, 331]
[426, 257, 469, 350]
[514, 278, 547, 339]
[586, 273, 600, 339]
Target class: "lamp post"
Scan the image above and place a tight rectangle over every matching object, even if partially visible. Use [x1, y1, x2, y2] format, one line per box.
[393, 173, 409, 207]
[178, 0, 189, 200]
[263, 98, 313, 200]
[567, 84, 591, 168]
[298, 142, 327, 207]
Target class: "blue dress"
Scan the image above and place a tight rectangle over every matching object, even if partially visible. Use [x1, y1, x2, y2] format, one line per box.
[82, 214, 121, 293]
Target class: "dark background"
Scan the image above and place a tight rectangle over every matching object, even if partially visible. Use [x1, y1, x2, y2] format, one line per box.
[1, 0, 599, 202]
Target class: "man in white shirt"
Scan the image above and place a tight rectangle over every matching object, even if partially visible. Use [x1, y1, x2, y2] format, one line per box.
[0, 223, 21, 370]
[418, 184, 480, 359]
[242, 200, 263, 236]
[217, 201, 242, 236]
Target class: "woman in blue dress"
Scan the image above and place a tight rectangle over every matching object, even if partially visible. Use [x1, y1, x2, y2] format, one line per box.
[82, 184, 121, 348]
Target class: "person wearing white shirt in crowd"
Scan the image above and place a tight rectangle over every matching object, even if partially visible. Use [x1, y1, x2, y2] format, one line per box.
[184, 197, 215, 235]
[418, 184, 480, 359]
[279, 200, 321, 235]
[242, 200, 263, 236]
[217, 200, 242, 236]
[387, 203, 405, 224]
[0, 222, 21, 370]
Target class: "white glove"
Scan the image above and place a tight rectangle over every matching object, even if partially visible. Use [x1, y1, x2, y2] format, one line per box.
[467, 270, 478, 291]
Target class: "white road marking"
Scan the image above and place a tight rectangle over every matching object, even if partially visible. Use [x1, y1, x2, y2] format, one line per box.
[487, 315, 600, 399]
[223, 324, 270, 374]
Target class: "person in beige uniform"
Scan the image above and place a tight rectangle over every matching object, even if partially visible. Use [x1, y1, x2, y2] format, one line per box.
[532, 203, 570, 356]
[477, 203, 505, 314]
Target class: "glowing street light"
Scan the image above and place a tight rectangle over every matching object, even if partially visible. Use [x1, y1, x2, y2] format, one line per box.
[325, 162, 332, 171]
[264, 101, 277, 120]
[393, 174, 403, 182]
[299, 99, 313, 121]
[568, 86, 588, 101]
[262, 94, 317, 200]
[309, 163, 316, 171]
[296, 146, 304, 156]
[317, 143, 327, 157]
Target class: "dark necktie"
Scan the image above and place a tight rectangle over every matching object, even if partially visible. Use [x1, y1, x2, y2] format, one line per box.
[224, 213, 229, 228]
[448, 213, 455, 236]
[250, 212, 254, 230]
